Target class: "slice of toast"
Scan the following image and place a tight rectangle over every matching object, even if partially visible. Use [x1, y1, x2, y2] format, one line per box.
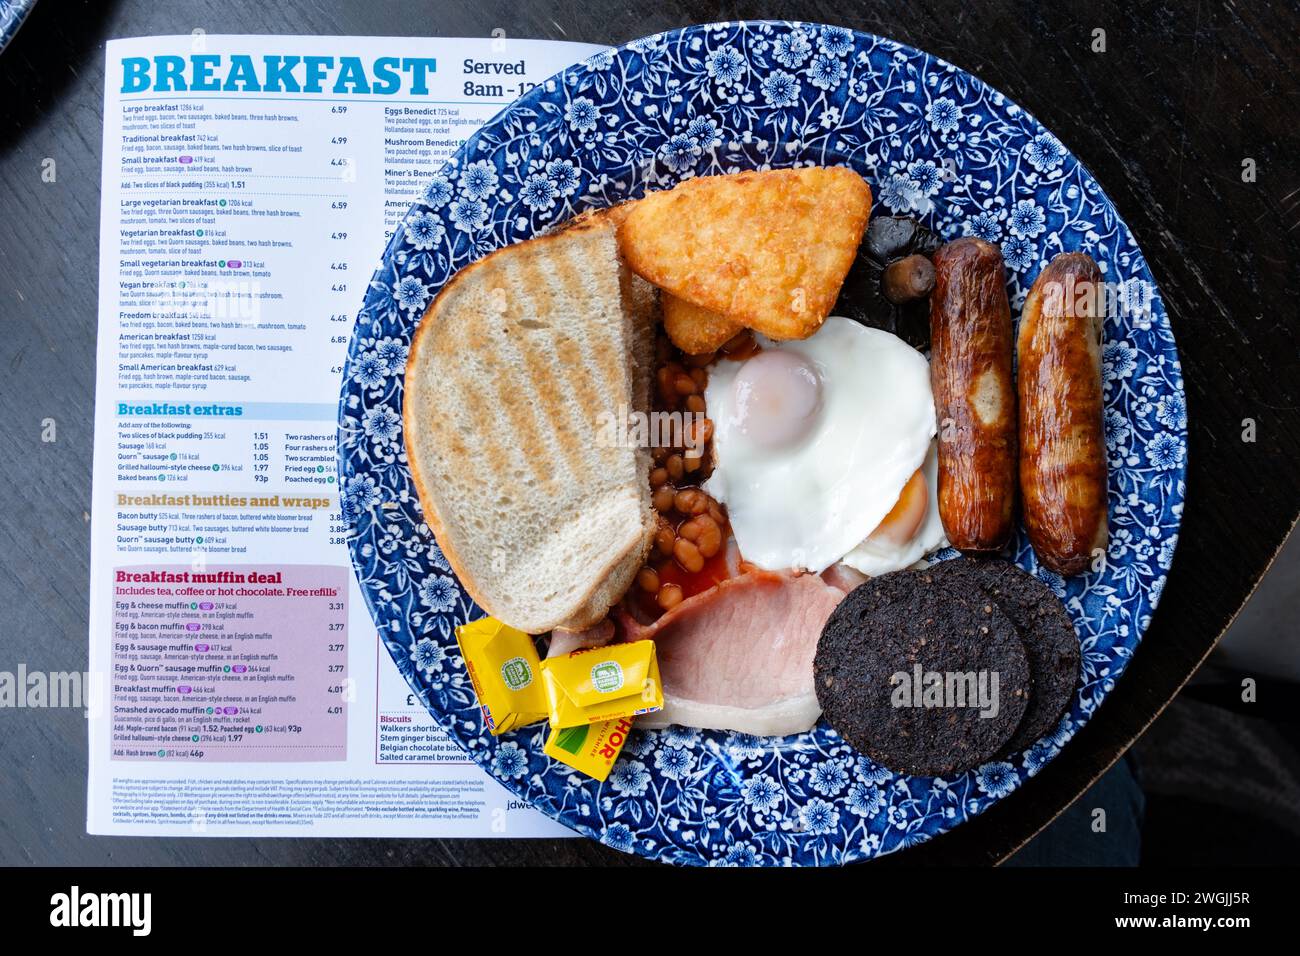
[404, 218, 656, 633]
[619, 167, 872, 340]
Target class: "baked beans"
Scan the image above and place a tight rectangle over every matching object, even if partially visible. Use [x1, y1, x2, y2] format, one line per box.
[636, 567, 660, 593]
[657, 583, 684, 610]
[654, 521, 676, 557]
[684, 350, 715, 368]
[720, 328, 760, 359]
[683, 514, 723, 558]
[673, 538, 704, 573]
[673, 488, 706, 515]
[633, 331, 733, 619]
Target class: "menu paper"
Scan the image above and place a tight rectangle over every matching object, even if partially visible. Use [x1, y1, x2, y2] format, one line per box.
[87, 34, 605, 836]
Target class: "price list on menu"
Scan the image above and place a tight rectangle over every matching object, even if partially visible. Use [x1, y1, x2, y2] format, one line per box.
[109, 564, 348, 762]
[86, 34, 597, 837]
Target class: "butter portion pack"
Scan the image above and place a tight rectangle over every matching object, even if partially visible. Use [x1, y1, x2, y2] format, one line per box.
[544, 716, 635, 782]
[540, 639, 663, 728]
[455, 617, 548, 734]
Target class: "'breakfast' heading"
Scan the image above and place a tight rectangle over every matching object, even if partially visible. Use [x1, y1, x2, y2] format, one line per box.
[120, 54, 440, 95]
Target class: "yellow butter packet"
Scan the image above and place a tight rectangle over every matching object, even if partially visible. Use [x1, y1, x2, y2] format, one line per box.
[455, 617, 549, 735]
[544, 715, 635, 782]
[540, 639, 663, 728]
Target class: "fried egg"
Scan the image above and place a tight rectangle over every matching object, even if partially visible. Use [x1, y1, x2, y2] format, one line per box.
[703, 317, 936, 573]
[840, 440, 947, 576]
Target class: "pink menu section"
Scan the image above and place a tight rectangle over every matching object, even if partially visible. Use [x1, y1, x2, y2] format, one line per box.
[110, 564, 349, 762]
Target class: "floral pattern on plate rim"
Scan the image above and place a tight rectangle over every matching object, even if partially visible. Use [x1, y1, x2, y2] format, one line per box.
[0, 0, 36, 54]
[336, 21, 1187, 867]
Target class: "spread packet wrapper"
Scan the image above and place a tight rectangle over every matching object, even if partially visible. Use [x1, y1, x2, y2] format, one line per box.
[544, 716, 635, 782]
[540, 639, 663, 728]
[455, 617, 549, 734]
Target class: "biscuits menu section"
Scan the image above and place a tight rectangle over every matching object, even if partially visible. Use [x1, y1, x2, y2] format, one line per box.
[87, 34, 598, 837]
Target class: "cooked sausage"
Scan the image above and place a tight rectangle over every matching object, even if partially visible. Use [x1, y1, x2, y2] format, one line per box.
[1017, 252, 1108, 575]
[929, 238, 1017, 551]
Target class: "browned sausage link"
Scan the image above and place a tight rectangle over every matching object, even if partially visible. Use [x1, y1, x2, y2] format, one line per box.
[1017, 252, 1108, 575]
[929, 237, 1017, 551]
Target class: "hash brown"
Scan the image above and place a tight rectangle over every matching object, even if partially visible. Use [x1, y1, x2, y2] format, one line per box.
[618, 167, 872, 341]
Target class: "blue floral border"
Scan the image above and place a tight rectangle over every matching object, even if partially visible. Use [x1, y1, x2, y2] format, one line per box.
[0, 0, 36, 54]
[336, 21, 1187, 866]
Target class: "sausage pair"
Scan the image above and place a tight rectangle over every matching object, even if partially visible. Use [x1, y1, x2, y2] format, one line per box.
[929, 239, 1107, 575]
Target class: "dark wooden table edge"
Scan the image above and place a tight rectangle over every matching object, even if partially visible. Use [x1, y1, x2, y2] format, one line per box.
[989, 513, 1299, 865]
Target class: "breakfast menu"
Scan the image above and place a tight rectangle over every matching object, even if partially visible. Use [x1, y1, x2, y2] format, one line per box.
[86, 34, 605, 836]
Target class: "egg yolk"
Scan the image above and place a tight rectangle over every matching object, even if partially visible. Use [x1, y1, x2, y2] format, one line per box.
[731, 349, 822, 448]
[868, 468, 928, 546]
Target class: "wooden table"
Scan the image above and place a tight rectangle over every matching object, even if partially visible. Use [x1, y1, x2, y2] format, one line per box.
[0, 0, 1295, 867]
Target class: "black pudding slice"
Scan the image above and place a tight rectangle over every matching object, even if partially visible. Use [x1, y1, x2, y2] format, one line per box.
[814, 570, 1030, 777]
[927, 558, 1081, 752]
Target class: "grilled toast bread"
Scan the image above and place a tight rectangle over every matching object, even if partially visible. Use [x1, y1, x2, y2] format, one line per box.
[404, 218, 657, 633]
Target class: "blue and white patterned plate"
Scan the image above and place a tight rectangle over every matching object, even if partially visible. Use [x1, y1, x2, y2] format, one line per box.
[337, 22, 1186, 866]
[0, 0, 36, 54]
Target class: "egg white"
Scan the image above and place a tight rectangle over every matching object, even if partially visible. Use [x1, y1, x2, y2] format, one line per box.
[704, 317, 936, 573]
[840, 440, 947, 576]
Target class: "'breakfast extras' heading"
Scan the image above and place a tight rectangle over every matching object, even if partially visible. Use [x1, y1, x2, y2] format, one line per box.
[117, 401, 242, 417]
